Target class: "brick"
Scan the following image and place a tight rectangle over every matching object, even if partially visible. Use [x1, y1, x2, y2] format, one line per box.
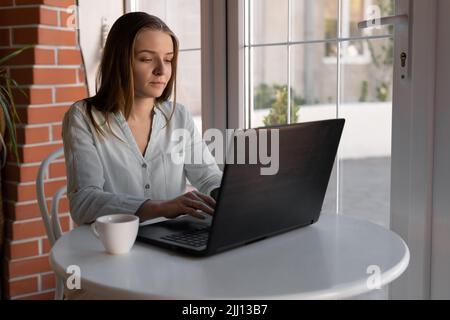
[5, 142, 63, 163]
[20, 143, 64, 163]
[60, 215, 71, 232]
[0, 28, 10, 46]
[15, 290, 55, 300]
[9, 67, 77, 85]
[4, 161, 67, 183]
[0, 0, 14, 7]
[55, 85, 87, 103]
[0, 48, 54, 65]
[57, 49, 81, 65]
[41, 272, 55, 290]
[0, 8, 40, 26]
[4, 164, 40, 183]
[7, 219, 47, 240]
[12, 27, 38, 45]
[12, 88, 53, 105]
[42, 237, 51, 254]
[40, 7, 59, 26]
[6, 276, 39, 297]
[5, 178, 66, 202]
[5, 240, 40, 259]
[59, 10, 77, 29]
[51, 124, 62, 141]
[5, 197, 69, 221]
[49, 161, 67, 179]
[39, 27, 76, 46]
[13, 27, 77, 46]
[16, 126, 50, 144]
[6, 255, 52, 278]
[17, 105, 70, 125]
[5, 201, 41, 220]
[0, 7, 58, 26]
[15, 0, 75, 8]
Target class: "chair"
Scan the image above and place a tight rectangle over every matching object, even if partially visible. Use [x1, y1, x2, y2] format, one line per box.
[36, 147, 67, 300]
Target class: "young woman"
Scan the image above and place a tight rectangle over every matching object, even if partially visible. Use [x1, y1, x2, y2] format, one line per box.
[62, 12, 222, 226]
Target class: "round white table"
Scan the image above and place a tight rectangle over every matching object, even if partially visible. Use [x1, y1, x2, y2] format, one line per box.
[50, 213, 409, 300]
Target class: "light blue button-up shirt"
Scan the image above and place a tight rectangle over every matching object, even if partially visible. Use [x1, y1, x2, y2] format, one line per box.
[62, 100, 223, 225]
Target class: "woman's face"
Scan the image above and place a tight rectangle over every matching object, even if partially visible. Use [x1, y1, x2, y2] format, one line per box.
[133, 29, 174, 100]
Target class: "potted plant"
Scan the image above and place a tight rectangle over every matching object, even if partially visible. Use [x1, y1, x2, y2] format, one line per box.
[0, 46, 32, 290]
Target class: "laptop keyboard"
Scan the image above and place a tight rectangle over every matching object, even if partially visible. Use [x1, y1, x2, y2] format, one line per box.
[161, 227, 210, 247]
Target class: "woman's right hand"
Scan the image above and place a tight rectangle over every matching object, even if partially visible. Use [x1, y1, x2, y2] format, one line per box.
[136, 190, 216, 222]
[159, 190, 216, 220]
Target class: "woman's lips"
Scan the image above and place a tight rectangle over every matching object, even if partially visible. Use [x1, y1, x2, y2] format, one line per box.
[149, 82, 165, 87]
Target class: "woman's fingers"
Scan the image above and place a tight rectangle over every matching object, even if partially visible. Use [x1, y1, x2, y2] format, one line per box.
[186, 190, 216, 208]
[192, 191, 216, 208]
[184, 207, 206, 220]
[183, 197, 214, 215]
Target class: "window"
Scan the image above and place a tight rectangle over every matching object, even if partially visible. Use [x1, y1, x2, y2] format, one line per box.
[129, 0, 203, 133]
[245, 0, 395, 228]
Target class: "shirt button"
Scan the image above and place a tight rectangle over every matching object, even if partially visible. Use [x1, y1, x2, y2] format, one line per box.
[142, 163, 147, 169]
[145, 184, 150, 189]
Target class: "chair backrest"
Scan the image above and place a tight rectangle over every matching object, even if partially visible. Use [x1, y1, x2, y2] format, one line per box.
[36, 147, 67, 247]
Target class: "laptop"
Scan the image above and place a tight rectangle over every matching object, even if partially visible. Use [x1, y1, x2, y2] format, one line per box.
[137, 118, 345, 256]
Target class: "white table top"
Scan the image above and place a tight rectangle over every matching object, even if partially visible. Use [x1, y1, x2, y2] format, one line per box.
[50, 213, 409, 300]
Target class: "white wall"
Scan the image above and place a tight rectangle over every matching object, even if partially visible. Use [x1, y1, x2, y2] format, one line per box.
[78, 0, 124, 96]
[430, 0, 450, 299]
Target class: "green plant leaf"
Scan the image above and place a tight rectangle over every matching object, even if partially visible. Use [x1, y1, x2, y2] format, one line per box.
[0, 45, 33, 65]
[6, 77, 22, 124]
[0, 94, 20, 165]
[0, 45, 31, 166]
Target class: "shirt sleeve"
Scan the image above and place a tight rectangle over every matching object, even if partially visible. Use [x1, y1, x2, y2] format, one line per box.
[62, 105, 150, 225]
[181, 105, 223, 196]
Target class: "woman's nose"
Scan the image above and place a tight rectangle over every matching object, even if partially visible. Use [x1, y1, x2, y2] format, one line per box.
[153, 60, 168, 76]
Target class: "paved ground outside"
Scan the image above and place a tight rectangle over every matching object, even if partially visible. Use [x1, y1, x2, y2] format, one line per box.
[322, 156, 391, 229]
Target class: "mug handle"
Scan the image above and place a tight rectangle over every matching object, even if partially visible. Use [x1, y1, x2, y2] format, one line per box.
[91, 222, 100, 238]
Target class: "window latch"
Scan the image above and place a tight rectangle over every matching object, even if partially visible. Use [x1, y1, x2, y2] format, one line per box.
[357, 14, 408, 29]
[357, 0, 411, 80]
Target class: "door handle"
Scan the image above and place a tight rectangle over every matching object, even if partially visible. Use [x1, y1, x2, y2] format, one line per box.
[358, 14, 408, 29]
[357, 0, 411, 80]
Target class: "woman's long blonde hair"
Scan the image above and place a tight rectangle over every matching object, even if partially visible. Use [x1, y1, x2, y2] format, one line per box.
[85, 12, 179, 136]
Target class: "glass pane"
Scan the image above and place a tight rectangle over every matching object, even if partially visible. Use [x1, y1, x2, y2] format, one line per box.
[291, 0, 338, 42]
[251, 46, 288, 128]
[176, 50, 202, 133]
[251, 0, 288, 44]
[138, 0, 201, 50]
[338, 38, 394, 228]
[291, 43, 338, 213]
[291, 43, 337, 112]
[340, 0, 395, 38]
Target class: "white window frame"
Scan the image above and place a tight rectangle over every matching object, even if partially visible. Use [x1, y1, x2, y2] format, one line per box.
[389, 0, 437, 300]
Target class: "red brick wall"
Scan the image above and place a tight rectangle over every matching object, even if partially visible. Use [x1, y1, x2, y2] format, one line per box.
[1, 0, 87, 299]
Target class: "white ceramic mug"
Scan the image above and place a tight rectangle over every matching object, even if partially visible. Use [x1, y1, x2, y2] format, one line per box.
[91, 214, 139, 255]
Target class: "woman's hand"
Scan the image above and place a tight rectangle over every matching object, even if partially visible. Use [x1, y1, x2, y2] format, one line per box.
[159, 190, 216, 220]
[136, 190, 216, 222]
